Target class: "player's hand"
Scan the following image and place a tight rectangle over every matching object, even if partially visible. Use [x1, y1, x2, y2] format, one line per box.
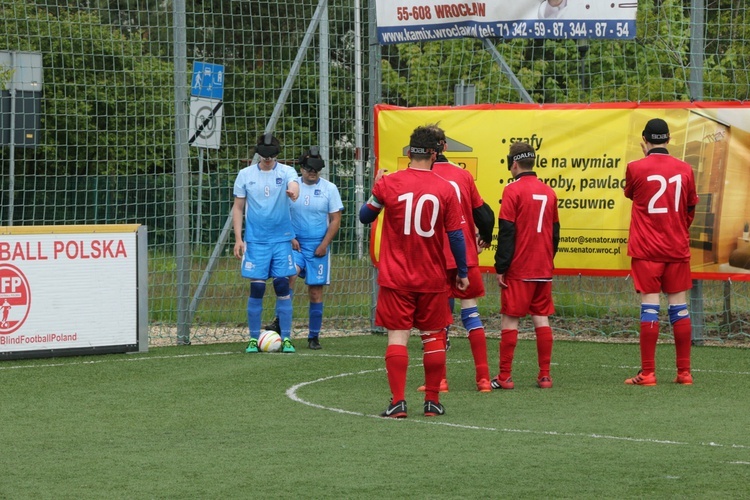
[291, 238, 300, 251]
[477, 234, 491, 251]
[456, 276, 469, 291]
[314, 244, 327, 257]
[233, 241, 246, 260]
[496, 273, 508, 288]
[374, 169, 388, 182]
[286, 189, 298, 201]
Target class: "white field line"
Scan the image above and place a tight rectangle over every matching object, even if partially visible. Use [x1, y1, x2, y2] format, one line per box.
[3, 351, 749, 451]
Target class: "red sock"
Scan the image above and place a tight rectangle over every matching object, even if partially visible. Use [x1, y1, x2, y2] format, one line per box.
[422, 330, 447, 402]
[499, 329, 518, 380]
[385, 344, 408, 402]
[535, 326, 553, 378]
[672, 318, 692, 373]
[639, 321, 659, 374]
[468, 328, 490, 382]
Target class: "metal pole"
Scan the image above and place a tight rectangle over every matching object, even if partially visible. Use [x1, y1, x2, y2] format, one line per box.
[319, 3, 330, 179]
[354, 0, 365, 258]
[482, 38, 534, 104]
[688, 0, 705, 101]
[688, 0, 706, 345]
[7, 52, 15, 226]
[196, 148, 204, 244]
[367, 0, 383, 331]
[173, 0, 192, 344]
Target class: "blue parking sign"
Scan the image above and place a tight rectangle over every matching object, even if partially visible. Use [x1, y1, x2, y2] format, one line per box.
[191, 62, 224, 100]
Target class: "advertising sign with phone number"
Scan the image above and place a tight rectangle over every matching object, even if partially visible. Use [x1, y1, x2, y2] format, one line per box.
[375, 1, 637, 44]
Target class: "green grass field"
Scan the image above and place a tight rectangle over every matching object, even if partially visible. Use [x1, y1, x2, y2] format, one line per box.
[2, 336, 748, 498]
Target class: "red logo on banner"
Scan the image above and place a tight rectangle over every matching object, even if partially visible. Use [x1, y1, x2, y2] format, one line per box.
[0, 264, 31, 334]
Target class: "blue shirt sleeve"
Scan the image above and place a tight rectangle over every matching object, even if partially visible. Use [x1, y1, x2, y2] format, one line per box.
[447, 229, 468, 278]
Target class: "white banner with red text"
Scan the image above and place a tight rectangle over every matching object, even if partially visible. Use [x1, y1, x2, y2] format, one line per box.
[0, 225, 148, 359]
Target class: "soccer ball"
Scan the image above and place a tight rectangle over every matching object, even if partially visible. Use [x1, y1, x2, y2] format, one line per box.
[258, 329, 282, 352]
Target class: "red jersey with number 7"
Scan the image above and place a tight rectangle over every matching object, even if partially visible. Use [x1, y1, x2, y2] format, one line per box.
[624, 152, 698, 262]
[499, 173, 559, 280]
[372, 168, 466, 292]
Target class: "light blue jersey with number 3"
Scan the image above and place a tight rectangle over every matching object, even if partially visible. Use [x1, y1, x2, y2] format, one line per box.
[290, 177, 344, 241]
[233, 162, 299, 243]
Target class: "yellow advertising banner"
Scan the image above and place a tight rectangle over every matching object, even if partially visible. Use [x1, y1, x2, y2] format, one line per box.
[372, 102, 750, 280]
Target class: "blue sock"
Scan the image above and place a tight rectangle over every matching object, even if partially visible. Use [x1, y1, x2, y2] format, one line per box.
[247, 297, 263, 339]
[309, 302, 323, 339]
[277, 297, 293, 339]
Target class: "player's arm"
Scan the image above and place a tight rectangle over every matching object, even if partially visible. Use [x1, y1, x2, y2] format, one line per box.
[623, 166, 634, 200]
[448, 229, 469, 290]
[686, 205, 696, 228]
[494, 218, 516, 274]
[231, 197, 246, 259]
[359, 194, 382, 224]
[552, 221, 560, 256]
[359, 170, 388, 224]
[316, 210, 342, 256]
[286, 178, 300, 201]
[473, 202, 495, 246]
[448, 229, 468, 278]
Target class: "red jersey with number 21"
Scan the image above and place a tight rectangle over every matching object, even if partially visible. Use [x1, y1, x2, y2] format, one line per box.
[624, 152, 698, 262]
[372, 168, 465, 292]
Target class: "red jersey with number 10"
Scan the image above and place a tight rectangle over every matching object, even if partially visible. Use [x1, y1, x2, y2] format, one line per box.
[431, 161, 483, 269]
[499, 173, 559, 280]
[624, 152, 698, 262]
[372, 168, 466, 292]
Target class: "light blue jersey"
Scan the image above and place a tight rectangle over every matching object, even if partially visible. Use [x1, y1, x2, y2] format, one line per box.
[290, 177, 344, 242]
[233, 162, 299, 243]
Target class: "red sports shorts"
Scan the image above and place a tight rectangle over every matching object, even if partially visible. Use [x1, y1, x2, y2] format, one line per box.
[630, 258, 692, 294]
[447, 267, 486, 300]
[375, 286, 453, 331]
[500, 279, 554, 317]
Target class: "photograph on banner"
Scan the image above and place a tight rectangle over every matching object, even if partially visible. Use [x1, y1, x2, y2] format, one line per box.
[374, 0, 637, 44]
[371, 102, 750, 280]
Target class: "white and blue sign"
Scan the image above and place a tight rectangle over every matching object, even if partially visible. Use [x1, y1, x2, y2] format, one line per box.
[375, 1, 637, 44]
[191, 62, 224, 100]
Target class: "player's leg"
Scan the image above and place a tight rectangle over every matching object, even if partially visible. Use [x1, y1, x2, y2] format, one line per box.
[304, 249, 329, 349]
[664, 262, 693, 384]
[241, 241, 272, 353]
[530, 281, 555, 388]
[270, 242, 298, 352]
[458, 268, 490, 391]
[494, 316, 519, 390]
[419, 329, 447, 416]
[307, 285, 324, 349]
[625, 259, 662, 385]
[417, 295, 451, 392]
[492, 279, 529, 390]
[376, 287, 413, 417]
[267, 250, 304, 333]
[415, 291, 452, 416]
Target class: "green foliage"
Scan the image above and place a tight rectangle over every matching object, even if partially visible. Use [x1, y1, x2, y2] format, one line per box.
[0, 64, 12, 88]
[381, 1, 750, 106]
[0, 0, 175, 176]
